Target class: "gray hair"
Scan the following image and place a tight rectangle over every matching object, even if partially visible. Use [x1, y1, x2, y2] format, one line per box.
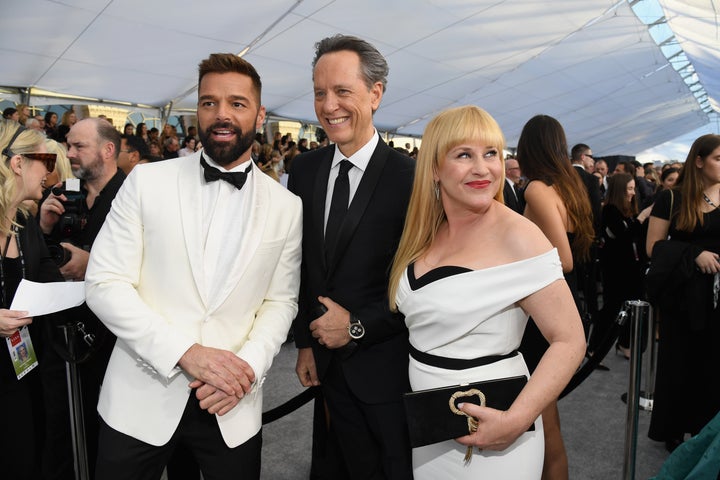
[312, 34, 389, 93]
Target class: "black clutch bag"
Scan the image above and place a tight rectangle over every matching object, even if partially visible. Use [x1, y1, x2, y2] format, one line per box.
[402, 375, 533, 448]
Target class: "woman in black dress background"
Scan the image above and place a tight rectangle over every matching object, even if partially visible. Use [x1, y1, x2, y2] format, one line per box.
[596, 173, 650, 358]
[646, 134, 720, 452]
[1, 120, 64, 479]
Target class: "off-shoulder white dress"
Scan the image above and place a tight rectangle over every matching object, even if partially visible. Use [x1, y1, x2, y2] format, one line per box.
[395, 249, 563, 480]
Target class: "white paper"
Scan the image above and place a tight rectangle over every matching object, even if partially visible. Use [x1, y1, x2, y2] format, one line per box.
[9, 279, 85, 316]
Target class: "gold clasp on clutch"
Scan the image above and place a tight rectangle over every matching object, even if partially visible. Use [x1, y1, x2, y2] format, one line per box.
[449, 389, 485, 465]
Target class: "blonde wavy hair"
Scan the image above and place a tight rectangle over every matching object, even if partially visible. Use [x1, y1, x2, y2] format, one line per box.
[388, 105, 506, 310]
[0, 120, 48, 235]
[45, 138, 75, 182]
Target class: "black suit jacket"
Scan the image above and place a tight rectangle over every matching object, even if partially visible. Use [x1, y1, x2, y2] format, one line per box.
[572, 164, 602, 236]
[288, 139, 415, 404]
[503, 179, 524, 214]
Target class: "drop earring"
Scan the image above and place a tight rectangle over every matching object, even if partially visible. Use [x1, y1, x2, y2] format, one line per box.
[434, 182, 440, 200]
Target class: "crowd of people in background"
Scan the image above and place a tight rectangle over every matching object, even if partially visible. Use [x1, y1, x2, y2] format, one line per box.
[2, 54, 719, 478]
[2, 104, 425, 192]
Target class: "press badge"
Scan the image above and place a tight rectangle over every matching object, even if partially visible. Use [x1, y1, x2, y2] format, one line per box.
[6, 326, 38, 379]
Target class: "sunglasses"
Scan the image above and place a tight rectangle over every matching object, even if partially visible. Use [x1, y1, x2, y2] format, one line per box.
[2, 125, 57, 172]
[23, 152, 57, 172]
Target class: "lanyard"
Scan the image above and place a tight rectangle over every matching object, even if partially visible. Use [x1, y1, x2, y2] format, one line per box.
[0, 225, 26, 309]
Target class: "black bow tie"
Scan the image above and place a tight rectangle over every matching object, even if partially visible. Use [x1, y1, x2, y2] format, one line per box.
[200, 155, 251, 190]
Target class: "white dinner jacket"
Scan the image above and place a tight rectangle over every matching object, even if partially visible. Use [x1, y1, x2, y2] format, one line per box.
[85, 152, 302, 447]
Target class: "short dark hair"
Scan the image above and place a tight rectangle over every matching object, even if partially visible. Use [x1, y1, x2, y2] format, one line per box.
[122, 134, 149, 157]
[313, 34, 389, 93]
[617, 160, 636, 177]
[95, 118, 121, 159]
[570, 143, 590, 162]
[2, 107, 17, 119]
[660, 167, 679, 183]
[198, 53, 262, 104]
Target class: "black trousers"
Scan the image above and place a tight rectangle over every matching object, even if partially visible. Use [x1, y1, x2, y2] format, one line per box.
[0, 374, 43, 480]
[322, 358, 413, 480]
[95, 394, 262, 480]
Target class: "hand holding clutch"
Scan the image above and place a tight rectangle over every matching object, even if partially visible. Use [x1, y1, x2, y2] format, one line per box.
[402, 375, 532, 450]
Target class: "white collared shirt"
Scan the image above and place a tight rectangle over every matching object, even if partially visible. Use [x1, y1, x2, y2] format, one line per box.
[323, 131, 379, 231]
[200, 154, 254, 300]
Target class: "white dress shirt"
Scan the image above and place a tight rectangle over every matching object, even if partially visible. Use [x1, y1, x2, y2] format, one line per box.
[201, 154, 253, 300]
[323, 131, 380, 232]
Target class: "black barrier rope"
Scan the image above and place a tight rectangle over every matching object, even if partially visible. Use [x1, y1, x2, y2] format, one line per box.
[256, 304, 637, 423]
[262, 386, 318, 425]
[560, 306, 629, 399]
[261, 307, 627, 424]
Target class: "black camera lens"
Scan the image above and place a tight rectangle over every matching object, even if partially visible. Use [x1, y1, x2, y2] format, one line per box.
[47, 244, 72, 267]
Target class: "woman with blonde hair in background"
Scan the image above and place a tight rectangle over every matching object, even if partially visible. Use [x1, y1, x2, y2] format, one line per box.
[43, 137, 75, 187]
[516, 114, 594, 480]
[389, 106, 585, 479]
[0, 120, 64, 480]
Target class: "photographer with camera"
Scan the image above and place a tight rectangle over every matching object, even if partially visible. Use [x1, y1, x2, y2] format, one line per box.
[38, 117, 125, 479]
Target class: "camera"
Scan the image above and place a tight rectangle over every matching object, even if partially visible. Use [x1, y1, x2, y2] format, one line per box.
[47, 244, 72, 267]
[51, 186, 86, 239]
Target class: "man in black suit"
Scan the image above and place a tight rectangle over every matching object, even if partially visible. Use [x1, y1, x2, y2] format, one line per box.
[570, 143, 603, 356]
[570, 144, 602, 228]
[289, 35, 414, 479]
[503, 156, 525, 213]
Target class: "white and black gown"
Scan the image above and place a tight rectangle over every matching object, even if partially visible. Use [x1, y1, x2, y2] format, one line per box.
[395, 249, 563, 479]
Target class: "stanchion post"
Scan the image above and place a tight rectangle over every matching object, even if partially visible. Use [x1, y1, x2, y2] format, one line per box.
[642, 305, 658, 410]
[622, 300, 650, 480]
[60, 323, 90, 480]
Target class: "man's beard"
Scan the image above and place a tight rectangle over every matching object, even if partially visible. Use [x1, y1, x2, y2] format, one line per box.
[199, 122, 256, 166]
[71, 152, 104, 181]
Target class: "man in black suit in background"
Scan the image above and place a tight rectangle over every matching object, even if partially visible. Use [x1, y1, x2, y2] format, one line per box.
[288, 35, 414, 479]
[503, 156, 525, 213]
[570, 144, 602, 228]
[570, 143, 603, 355]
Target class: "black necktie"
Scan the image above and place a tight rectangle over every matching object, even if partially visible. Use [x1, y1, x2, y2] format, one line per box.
[200, 155, 251, 190]
[325, 160, 353, 259]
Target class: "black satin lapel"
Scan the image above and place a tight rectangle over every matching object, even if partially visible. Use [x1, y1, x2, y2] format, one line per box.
[313, 152, 333, 271]
[326, 141, 389, 275]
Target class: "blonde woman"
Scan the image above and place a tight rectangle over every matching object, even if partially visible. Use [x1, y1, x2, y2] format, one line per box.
[389, 106, 585, 479]
[44, 138, 75, 186]
[0, 120, 63, 479]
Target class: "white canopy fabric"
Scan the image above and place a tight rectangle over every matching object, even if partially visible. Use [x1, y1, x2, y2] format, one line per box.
[1, 0, 718, 156]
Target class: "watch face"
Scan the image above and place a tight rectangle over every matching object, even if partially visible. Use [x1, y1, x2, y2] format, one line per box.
[349, 322, 365, 339]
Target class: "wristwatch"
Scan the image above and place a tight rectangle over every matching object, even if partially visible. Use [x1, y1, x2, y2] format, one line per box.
[348, 315, 365, 340]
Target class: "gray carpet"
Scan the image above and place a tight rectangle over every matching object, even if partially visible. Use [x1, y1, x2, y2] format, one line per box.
[259, 341, 669, 479]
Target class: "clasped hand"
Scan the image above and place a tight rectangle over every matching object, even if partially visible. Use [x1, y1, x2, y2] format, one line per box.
[0, 309, 31, 338]
[309, 296, 351, 349]
[179, 344, 256, 416]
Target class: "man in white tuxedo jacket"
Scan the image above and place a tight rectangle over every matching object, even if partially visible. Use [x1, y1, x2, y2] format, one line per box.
[85, 53, 302, 480]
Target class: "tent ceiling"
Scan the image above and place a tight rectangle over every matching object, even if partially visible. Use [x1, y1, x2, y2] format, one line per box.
[1, 0, 718, 155]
